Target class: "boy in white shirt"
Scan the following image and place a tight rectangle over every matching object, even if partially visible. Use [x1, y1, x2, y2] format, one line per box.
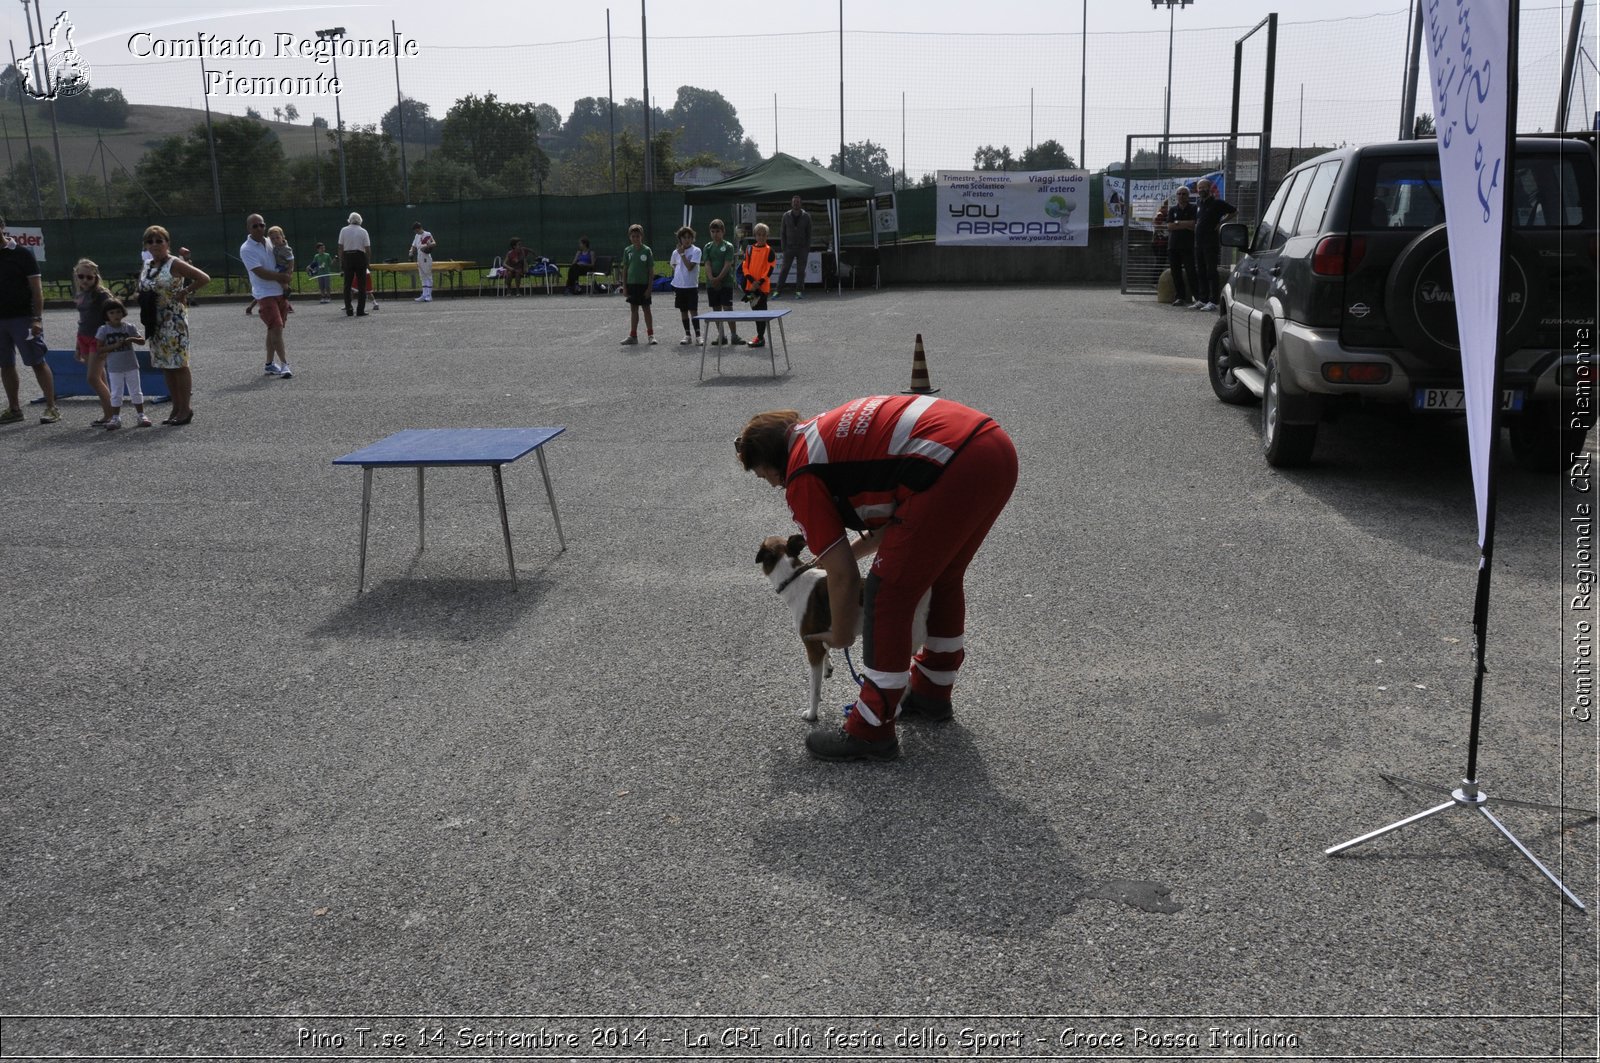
[669, 225, 702, 345]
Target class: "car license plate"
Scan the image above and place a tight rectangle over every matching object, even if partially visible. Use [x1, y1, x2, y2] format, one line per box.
[1413, 388, 1524, 412]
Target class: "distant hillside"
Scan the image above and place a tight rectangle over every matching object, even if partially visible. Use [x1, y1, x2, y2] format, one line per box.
[0, 100, 323, 179]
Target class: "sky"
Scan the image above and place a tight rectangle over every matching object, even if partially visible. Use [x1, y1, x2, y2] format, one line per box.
[12, 0, 1424, 53]
[3, 1, 1593, 176]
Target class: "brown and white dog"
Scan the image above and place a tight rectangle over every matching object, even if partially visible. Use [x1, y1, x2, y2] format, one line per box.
[756, 533, 929, 722]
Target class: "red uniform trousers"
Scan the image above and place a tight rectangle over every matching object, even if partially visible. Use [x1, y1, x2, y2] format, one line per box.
[846, 422, 1018, 741]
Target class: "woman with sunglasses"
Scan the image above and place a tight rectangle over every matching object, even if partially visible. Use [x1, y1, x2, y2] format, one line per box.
[138, 225, 209, 426]
[72, 258, 115, 425]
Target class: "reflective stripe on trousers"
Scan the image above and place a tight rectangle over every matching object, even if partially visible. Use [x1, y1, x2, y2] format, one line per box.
[847, 423, 1018, 740]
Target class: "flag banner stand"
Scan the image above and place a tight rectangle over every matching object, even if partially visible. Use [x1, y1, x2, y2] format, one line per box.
[1323, 0, 1591, 911]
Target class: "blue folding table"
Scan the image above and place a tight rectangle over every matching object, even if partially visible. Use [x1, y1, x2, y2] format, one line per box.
[332, 427, 566, 593]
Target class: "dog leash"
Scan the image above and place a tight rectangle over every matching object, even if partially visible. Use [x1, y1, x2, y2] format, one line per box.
[842, 647, 864, 687]
[785, 530, 878, 687]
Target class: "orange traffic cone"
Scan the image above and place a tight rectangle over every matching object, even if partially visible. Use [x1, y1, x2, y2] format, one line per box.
[903, 334, 940, 394]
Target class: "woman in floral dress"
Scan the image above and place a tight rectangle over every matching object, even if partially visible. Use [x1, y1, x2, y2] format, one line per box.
[138, 225, 209, 425]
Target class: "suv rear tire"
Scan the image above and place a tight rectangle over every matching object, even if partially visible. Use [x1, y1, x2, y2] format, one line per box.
[1262, 354, 1317, 468]
[1507, 411, 1592, 473]
[1208, 318, 1257, 406]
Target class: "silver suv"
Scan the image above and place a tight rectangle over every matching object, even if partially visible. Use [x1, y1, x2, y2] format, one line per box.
[1206, 136, 1596, 469]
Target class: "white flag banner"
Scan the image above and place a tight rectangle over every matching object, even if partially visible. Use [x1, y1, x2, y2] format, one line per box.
[936, 170, 1088, 247]
[1424, 0, 1511, 549]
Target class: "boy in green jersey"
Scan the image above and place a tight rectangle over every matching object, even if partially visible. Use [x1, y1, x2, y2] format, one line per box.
[619, 223, 656, 345]
[702, 219, 744, 346]
[306, 242, 335, 304]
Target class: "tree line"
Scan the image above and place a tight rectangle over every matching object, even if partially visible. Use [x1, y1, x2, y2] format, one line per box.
[0, 71, 1080, 218]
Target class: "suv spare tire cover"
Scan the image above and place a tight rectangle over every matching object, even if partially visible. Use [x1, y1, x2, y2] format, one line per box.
[1383, 223, 1541, 365]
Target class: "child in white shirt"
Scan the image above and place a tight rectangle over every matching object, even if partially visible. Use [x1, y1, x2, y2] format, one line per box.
[95, 301, 149, 430]
[669, 225, 702, 345]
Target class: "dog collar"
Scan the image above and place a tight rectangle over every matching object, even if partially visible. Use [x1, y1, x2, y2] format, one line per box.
[774, 562, 814, 596]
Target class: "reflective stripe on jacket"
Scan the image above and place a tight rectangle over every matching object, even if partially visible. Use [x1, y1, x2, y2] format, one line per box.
[784, 395, 994, 531]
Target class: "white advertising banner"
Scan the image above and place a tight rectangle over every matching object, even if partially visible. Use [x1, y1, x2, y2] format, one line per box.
[1424, 0, 1510, 548]
[1103, 173, 1226, 229]
[9, 226, 45, 262]
[936, 169, 1088, 247]
[873, 192, 898, 236]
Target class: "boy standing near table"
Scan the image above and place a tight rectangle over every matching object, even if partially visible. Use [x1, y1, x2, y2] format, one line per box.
[619, 223, 656, 346]
[740, 222, 775, 349]
[702, 219, 744, 347]
[669, 225, 702, 346]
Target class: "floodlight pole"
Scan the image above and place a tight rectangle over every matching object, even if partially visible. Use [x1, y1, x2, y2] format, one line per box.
[1399, 0, 1424, 138]
[1080, 0, 1086, 169]
[640, 0, 652, 197]
[7, 39, 43, 219]
[21, 0, 68, 217]
[197, 42, 222, 213]
[392, 20, 410, 205]
[318, 27, 348, 208]
[1259, 13, 1275, 222]
[1152, 0, 1193, 172]
[311, 113, 323, 206]
[1556, 0, 1585, 130]
[95, 130, 110, 213]
[606, 9, 616, 193]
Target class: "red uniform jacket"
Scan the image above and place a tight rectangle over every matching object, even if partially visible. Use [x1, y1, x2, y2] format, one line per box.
[783, 395, 995, 556]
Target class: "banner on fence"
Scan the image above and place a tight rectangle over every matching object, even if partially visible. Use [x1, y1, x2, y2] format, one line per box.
[935, 169, 1088, 246]
[7, 227, 45, 261]
[1103, 173, 1226, 229]
[873, 192, 898, 236]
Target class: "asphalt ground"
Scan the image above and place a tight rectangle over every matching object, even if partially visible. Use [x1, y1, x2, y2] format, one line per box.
[2, 282, 1595, 1060]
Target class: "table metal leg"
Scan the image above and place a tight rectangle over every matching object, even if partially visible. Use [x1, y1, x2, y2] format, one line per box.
[699, 324, 709, 380]
[492, 464, 518, 591]
[357, 467, 373, 594]
[775, 319, 790, 375]
[536, 447, 567, 551]
[416, 467, 426, 553]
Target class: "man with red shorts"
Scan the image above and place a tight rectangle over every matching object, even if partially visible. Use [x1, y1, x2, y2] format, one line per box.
[240, 213, 294, 378]
[738, 395, 1018, 761]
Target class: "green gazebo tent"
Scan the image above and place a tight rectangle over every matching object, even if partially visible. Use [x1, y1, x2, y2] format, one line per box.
[682, 153, 875, 292]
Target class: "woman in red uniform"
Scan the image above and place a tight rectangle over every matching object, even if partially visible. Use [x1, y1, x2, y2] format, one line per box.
[738, 395, 1018, 761]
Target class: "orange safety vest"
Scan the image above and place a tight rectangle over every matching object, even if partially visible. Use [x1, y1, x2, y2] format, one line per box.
[742, 244, 774, 294]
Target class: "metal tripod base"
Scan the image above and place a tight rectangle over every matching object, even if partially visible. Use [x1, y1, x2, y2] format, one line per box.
[1327, 774, 1590, 910]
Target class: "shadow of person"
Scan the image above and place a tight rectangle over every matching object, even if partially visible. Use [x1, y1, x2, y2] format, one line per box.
[748, 722, 1092, 937]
